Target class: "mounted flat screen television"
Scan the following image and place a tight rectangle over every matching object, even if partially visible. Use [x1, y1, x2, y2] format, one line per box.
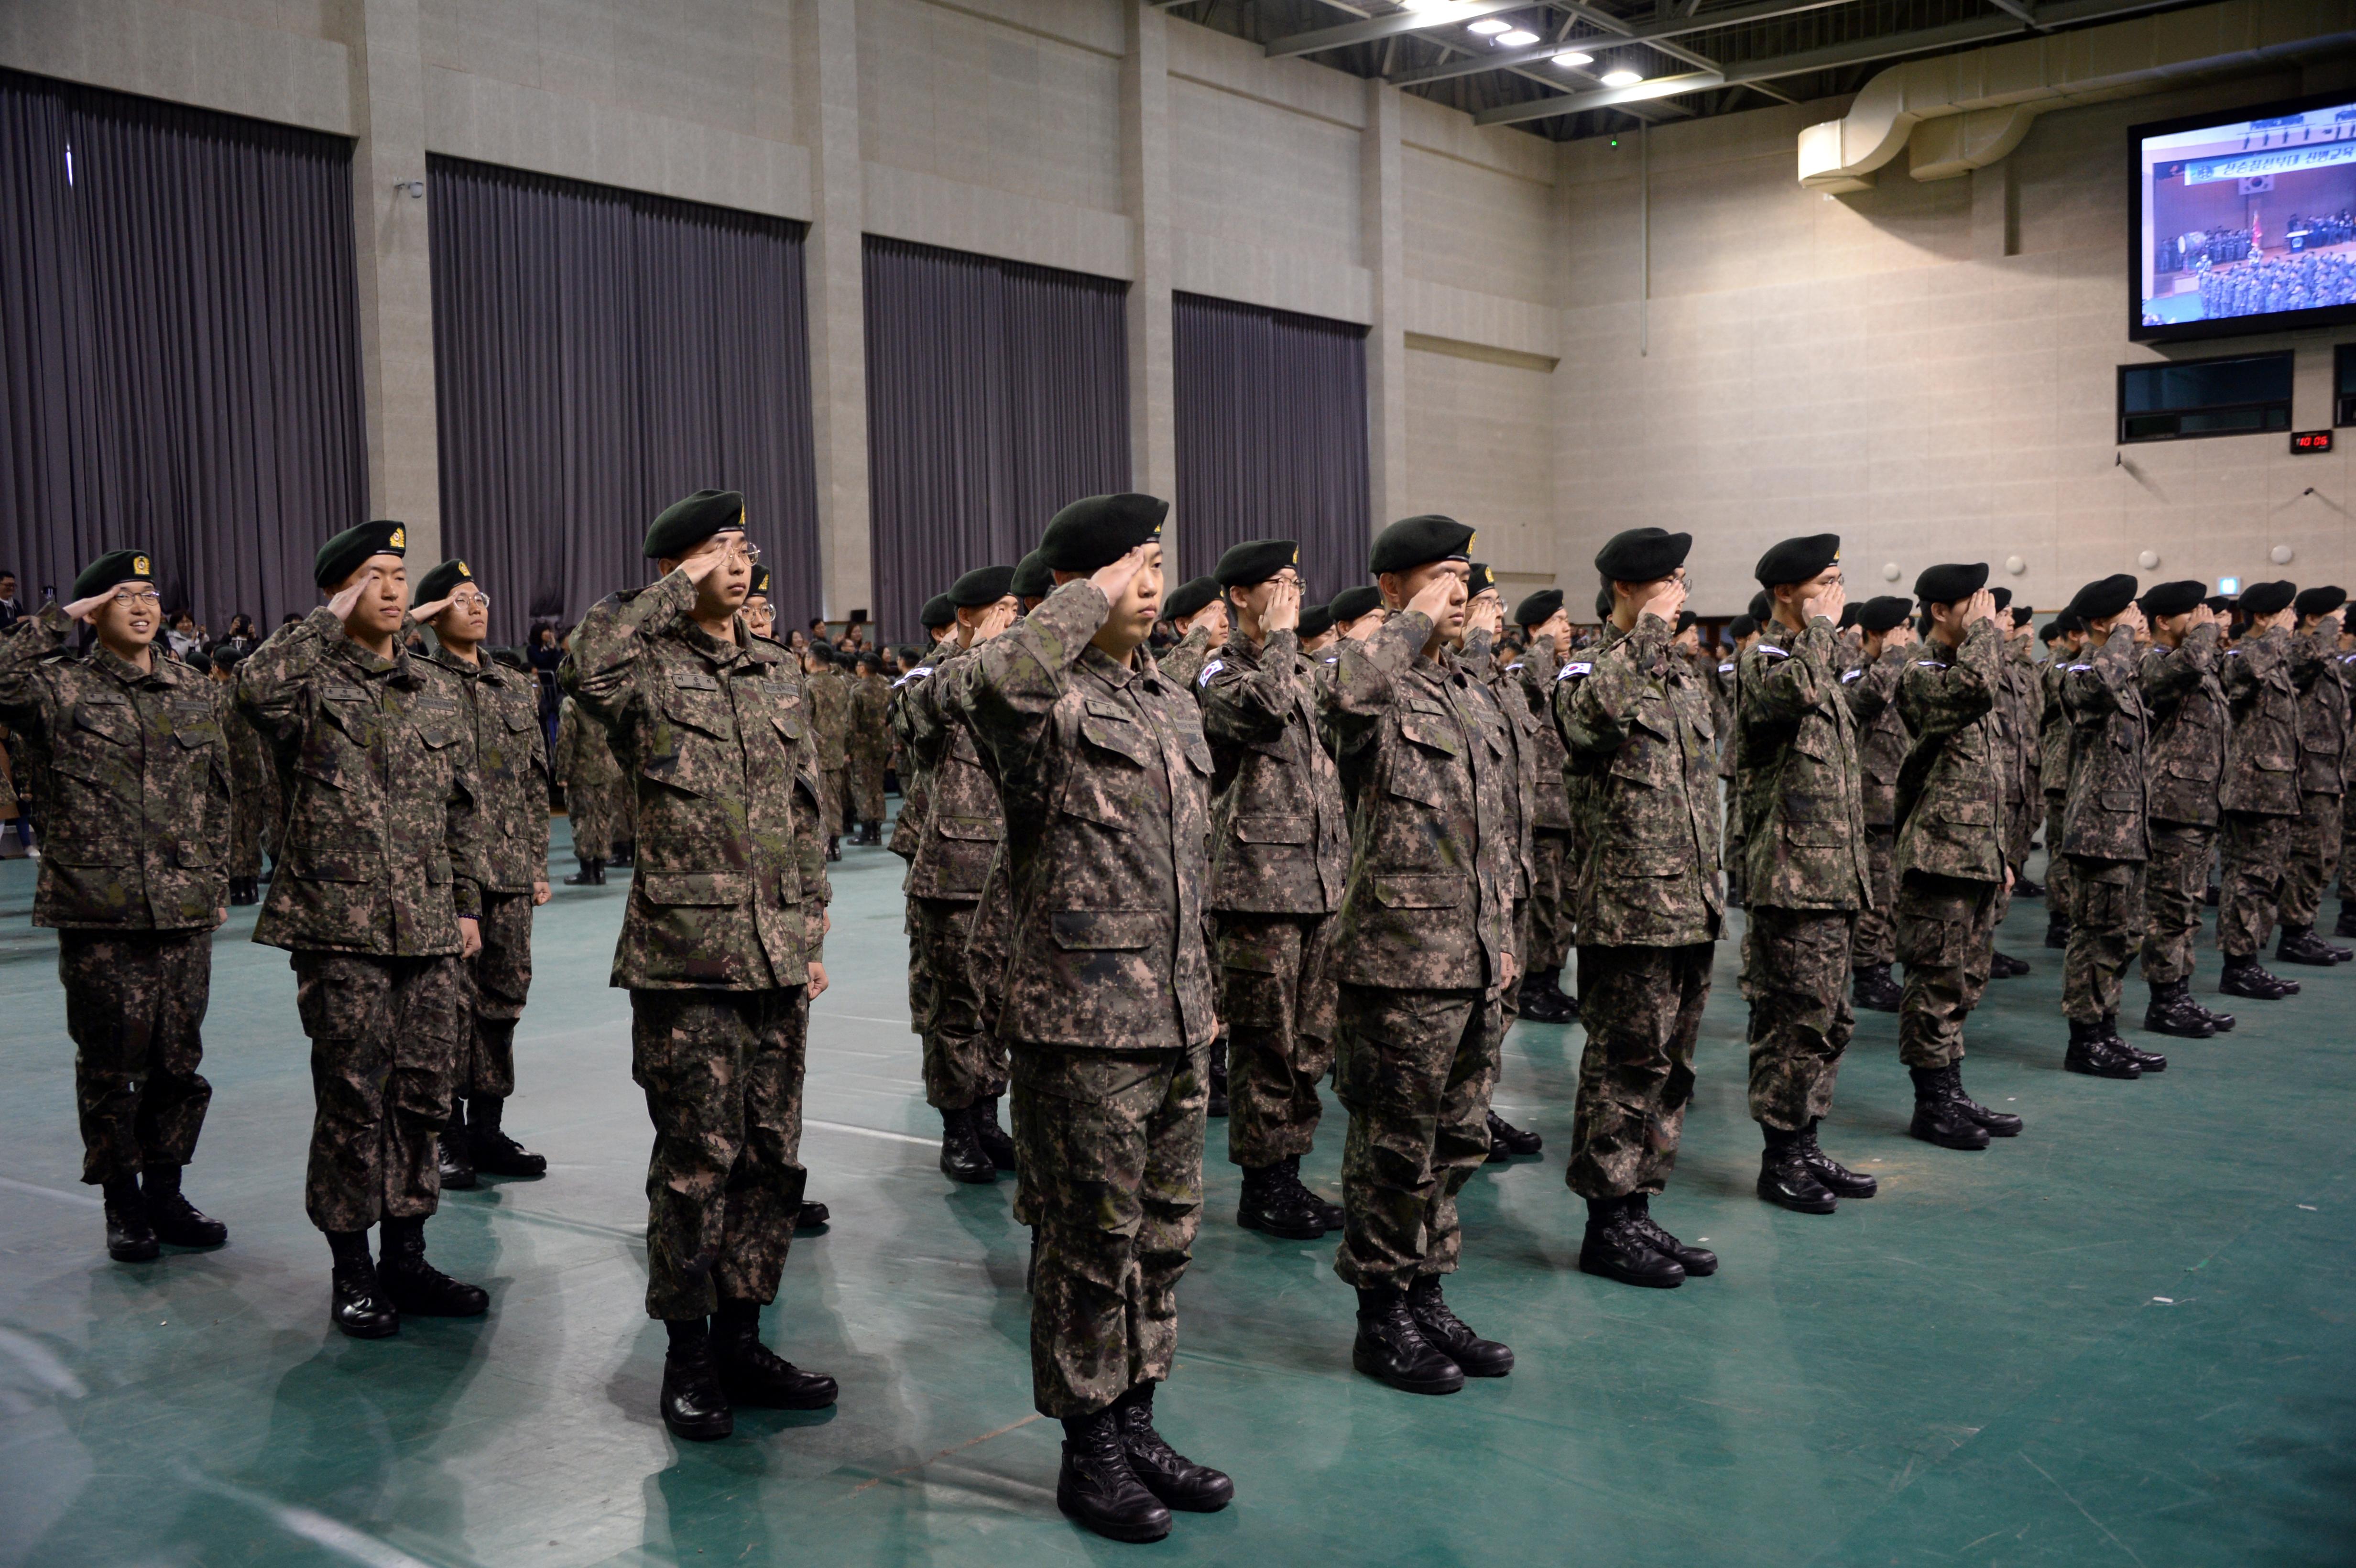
[2132, 91, 2356, 343]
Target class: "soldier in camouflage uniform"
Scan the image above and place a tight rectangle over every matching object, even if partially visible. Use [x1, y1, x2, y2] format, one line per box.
[209, 645, 281, 904]
[1724, 591, 1772, 906]
[1739, 535, 1877, 1215]
[414, 559, 553, 1191]
[238, 521, 491, 1337]
[1505, 588, 1580, 1024]
[1842, 597, 1914, 1012]
[848, 650, 891, 844]
[1984, 593, 2042, 978]
[1889, 566, 2025, 1149]
[555, 689, 624, 884]
[2273, 587, 2353, 966]
[2336, 626, 2356, 940]
[2136, 581, 2234, 1039]
[564, 489, 837, 1442]
[0, 549, 233, 1264]
[960, 497, 1232, 1543]
[803, 642, 853, 859]
[1156, 576, 1226, 691]
[888, 594, 959, 866]
[2216, 580, 2305, 1000]
[2038, 615, 2087, 947]
[1558, 528, 1721, 1290]
[1320, 516, 1519, 1396]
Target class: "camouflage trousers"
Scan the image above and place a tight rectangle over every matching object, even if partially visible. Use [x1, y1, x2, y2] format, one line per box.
[1331, 984, 1503, 1291]
[229, 784, 278, 879]
[1528, 830, 1576, 973]
[1850, 825, 1898, 969]
[1893, 872, 1997, 1069]
[458, 892, 534, 1101]
[967, 853, 1013, 1040]
[1990, 792, 2035, 933]
[2062, 856, 2146, 1023]
[850, 753, 887, 823]
[630, 986, 809, 1320]
[2043, 794, 2073, 915]
[59, 929, 213, 1185]
[1216, 911, 1337, 1168]
[2141, 821, 2215, 986]
[2338, 792, 2356, 907]
[2217, 810, 2293, 958]
[1010, 1040, 1206, 1418]
[567, 776, 625, 861]
[2279, 789, 2343, 930]
[293, 950, 462, 1233]
[1566, 942, 1709, 1199]
[909, 896, 1005, 1110]
[821, 767, 851, 834]
[1742, 906, 1855, 1132]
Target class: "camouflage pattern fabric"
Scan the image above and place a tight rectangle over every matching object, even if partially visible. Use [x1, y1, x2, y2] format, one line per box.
[909, 895, 1004, 1110]
[555, 695, 624, 860]
[2280, 630, 2349, 928]
[59, 930, 213, 1184]
[630, 986, 810, 1320]
[1845, 643, 1909, 968]
[1742, 906, 1855, 1131]
[2059, 632, 2149, 864]
[1527, 830, 1575, 972]
[2141, 625, 2226, 830]
[1894, 622, 2010, 883]
[2221, 626, 2300, 818]
[1156, 623, 1216, 692]
[2280, 789, 2343, 929]
[1893, 872, 1997, 1069]
[2218, 809, 2293, 958]
[1852, 828, 1898, 967]
[1564, 941, 1710, 1200]
[2141, 822, 2215, 985]
[1217, 912, 1336, 1167]
[2062, 856, 2146, 1023]
[849, 670, 892, 821]
[431, 649, 550, 891]
[461, 890, 534, 1100]
[2043, 795, 2073, 915]
[294, 949, 463, 1232]
[885, 662, 931, 860]
[1738, 616, 1870, 913]
[225, 699, 283, 878]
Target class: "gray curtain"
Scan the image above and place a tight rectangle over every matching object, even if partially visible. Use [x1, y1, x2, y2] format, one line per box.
[429, 155, 821, 633]
[0, 68, 365, 626]
[1172, 293, 1370, 603]
[863, 237, 1130, 642]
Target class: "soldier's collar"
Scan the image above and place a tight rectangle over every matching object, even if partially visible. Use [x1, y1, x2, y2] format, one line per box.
[677, 616, 748, 668]
[1083, 642, 1139, 688]
[89, 644, 169, 687]
[332, 629, 404, 681]
[427, 646, 491, 683]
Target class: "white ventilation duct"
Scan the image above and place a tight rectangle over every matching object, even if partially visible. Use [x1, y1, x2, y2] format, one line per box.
[1797, 0, 2356, 192]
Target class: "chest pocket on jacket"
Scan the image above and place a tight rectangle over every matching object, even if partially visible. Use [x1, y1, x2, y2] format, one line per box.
[305, 696, 379, 785]
[1062, 708, 1155, 827]
[665, 688, 735, 740]
[1608, 708, 1678, 789]
[1387, 715, 1462, 807]
[59, 696, 135, 773]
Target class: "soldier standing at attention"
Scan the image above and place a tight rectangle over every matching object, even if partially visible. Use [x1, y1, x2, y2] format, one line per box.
[1558, 528, 1720, 1288]
[1985, 591, 2041, 979]
[2136, 582, 2234, 1039]
[960, 496, 1232, 1543]
[1740, 535, 1877, 1216]
[1320, 515, 1519, 1395]
[1328, 584, 1385, 643]
[803, 642, 852, 860]
[554, 688, 621, 886]
[413, 559, 552, 1191]
[2054, 575, 2163, 1079]
[848, 651, 891, 846]
[0, 550, 233, 1263]
[889, 593, 959, 865]
[210, 645, 279, 905]
[2273, 587, 2353, 967]
[1843, 596, 1915, 1013]
[742, 564, 776, 641]
[1157, 576, 1227, 690]
[2215, 579, 2305, 1001]
[1196, 540, 1350, 1239]
[1889, 567, 2024, 1150]
[238, 522, 489, 1336]
[564, 489, 837, 1441]
[1507, 588, 1580, 1024]
[1297, 604, 1337, 654]
[2038, 614, 2087, 949]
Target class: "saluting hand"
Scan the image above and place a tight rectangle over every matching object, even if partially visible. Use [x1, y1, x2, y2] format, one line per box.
[1964, 588, 1998, 628]
[1406, 572, 1457, 626]
[1090, 545, 1151, 605]
[1640, 576, 1686, 627]
[1886, 621, 1918, 650]
[2113, 603, 2149, 642]
[1342, 608, 1385, 642]
[327, 569, 375, 622]
[407, 595, 457, 626]
[1265, 577, 1301, 635]
[1466, 596, 1504, 639]
[973, 599, 1020, 643]
[64, 592, 113, 625]
[1803, 578, 1846, 627]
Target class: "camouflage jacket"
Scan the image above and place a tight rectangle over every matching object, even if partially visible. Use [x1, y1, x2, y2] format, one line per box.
[1997, 643, 2043, 807]
[0, 606, 231, 929]
[1842, 643, 1911, 829]
[1157, 623, 1217, 692]
[807, 665, 851, 771]
[902, 643, 1003, 901]
[223, 687, 283, 848]
[2221, 626, 2300, 817]
[2038, 657, 2075, 796]
[1196, 628, 1349, 916]
[1738, 617, 1869, 911]
[563, 571, 829, 990]
[959, 580, 1216, 1052]
[554, 693, 622, 789]
[1557, 613, 1722, 947]
[1502, 636, 1574, 833]
[2290, 628, 2349, 796]
[2139, 624, 2226, 828]
[428, 648, 551, 893]
[239, 607, 483, 955]
[1457, 630, 1535, 899]
[1320, 609, 1519, 991]
[2059, 630, 2150, 861]
[1892, 621, 2007, 882]
[885, 660, 933, 860]
[1556, 650, 1599, 861]
[1712, 654, 1740, 780]
[849, 672, 892, 765]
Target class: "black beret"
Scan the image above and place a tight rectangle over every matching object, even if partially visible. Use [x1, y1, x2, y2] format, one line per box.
[1836, 603, 1861, 630]
[1748, 591, 1772, 622]
[1330, 585, 1384, 624]
[2010, 606, 2034, 628]
[1214, 539, 1298, 588]
[1513, 588, 1565, 628]
[2295, 585, 2346, 619]
[1858, 596, 1914, 634]
[1372, 514, 1477, 575]
[2138, 580, 2206, 618]
[1727, 614, 1757, 639]
[2040, 621, 2070, 643]
[857, 650, 884, 671]
[315, 520, 407, 589]
[1164, 576, 1223, 623]
[2237, 579, 2297, 618]
[1040, 493, 1167, 573]
[918, 594, 957, 631]
[1754, 533, 1840, 588]
[1992, 587, 2014, 611]
[1011, 550, 1054, 601]
[1593, 527, 1691, 583]
[1595, 588, 1614, 620]
[747, 564, 771, 598]
[2066, 573, 2140, 622]
[1297, 605, 1335, 640]
[1467, 562, 1497, 599]
[210, 645, 246, 672]
[2203, 594, 2234, 615]
[181, 649, 212, 674]
[947, 565, 1016, 609]
[643, 489, 744, 559]
[1675, 610, 1698, 633]
[413, 557, 475, 604]
[805, 641, 836, 666]
[72, 547, 159, 600]
[1913, 562, 1989, 606]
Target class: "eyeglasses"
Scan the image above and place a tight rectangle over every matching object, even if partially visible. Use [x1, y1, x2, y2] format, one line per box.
[110, 588, 162, 607]
[725, 540, 762, 565]
[449, 590, 491, 609]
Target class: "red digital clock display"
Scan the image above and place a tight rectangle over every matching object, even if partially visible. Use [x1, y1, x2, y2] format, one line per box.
[2291, 429, 2334, 454]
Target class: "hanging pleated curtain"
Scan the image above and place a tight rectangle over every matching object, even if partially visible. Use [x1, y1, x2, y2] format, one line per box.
[428, 155, 821, 631]
[863, 236, 1130, 643]
[1171, 293, 1371, 605]
[0, 68, 364, 624]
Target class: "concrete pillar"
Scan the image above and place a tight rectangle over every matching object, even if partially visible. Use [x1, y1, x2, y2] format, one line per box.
[1361, 78, 1407, 533]
[1970, 158, 2017, 261]
[795, 0, 870, 619]
[1121, 2, 1178, 560]
[341, 0, 441, 561]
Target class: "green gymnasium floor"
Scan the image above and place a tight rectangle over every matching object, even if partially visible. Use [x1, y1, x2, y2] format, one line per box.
[1, 818, 2351, 1568]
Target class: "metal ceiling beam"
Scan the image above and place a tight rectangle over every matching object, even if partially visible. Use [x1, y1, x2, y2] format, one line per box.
[1392, 36, 1591, 83]
[1548, 1, 1793, 104]
[1470, 67, 1726, 122]
[1264, 0, 1530, 58]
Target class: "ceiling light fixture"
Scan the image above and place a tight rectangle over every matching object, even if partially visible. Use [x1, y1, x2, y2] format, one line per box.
[1601, 68, 1644, 87]
[1550, 50, 1594, 68]
[1468, 18, 1512, 34]
[1497, 28, 1541, 45]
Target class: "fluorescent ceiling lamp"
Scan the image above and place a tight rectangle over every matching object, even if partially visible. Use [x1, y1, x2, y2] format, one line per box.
[1600, 68, 1644, 86]
[1498, 28, 1541, 44]
[1399, 0, 1460, 11]
[1551, 50, 1594, 67]
[1468, 18, 1512, 33]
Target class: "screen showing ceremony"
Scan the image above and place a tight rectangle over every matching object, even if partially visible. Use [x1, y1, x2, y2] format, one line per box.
[2138, 97, 2356, 335]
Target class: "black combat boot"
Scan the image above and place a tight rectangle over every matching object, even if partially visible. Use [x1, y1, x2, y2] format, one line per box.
[2220, 954, 2298, 1000]
[2204, 881, 2220, 907]
[1757, 1129, 1839, 1214]
[938, 1107, 996, 1184]
[972, 1095, 1017, 1172]
[1518, 969, 1579, 1024]
[470, 1095, 547, 1178]
[710, 1297, 838, 1408]
[1353, 1285, 1465, 1394]
[794, 1200, 831, 1232]
[2044, 915, 2070, 949]
[1851, 964, 1902, 1012]
[2013, 873, 2045, 898]
[1207, 1037, 1228, 1118]
[1908, 1067, 1991, 1150]
[328, 1229, 398, 1339]
[228, 875, 259, 906]
[438, 1098, 478, 1190]
[1797, 1120, 1877, 1197]
[1406, 1273, 1514, 1377]
[1949, 1066, 2023, 1137]
[1989, 950, 2031, 979]
[2195, 996, 2238, 1033]
[2335, 900, 2356, 939]
[142, 1165, 227, 1247]
[1058, 1406, 1172, 1542]
[1483, 1110, 1542, 1163]
[1287, 1156, 1343, 1231]
[611, 840, 635, 866]
[102, 1176, 158, 1263]
[1576, 1196, 1686, 1288]
[660, 1318, 733, 1441]
[2063, 1017, 2140, 1079]
[825, 836, 840, 862]
[563, 857, 603, 886]
[2275, 923, 2341, 967]
[1621, 1193, 1716, 1276]
[1237, 1161, 1327, 1239]
[2143, 980, 2215, 1039]
[1114, 1383, 1233, 1512]
[376, 1216, 489, 1317]
[2105, 1013, 2167, 1073]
